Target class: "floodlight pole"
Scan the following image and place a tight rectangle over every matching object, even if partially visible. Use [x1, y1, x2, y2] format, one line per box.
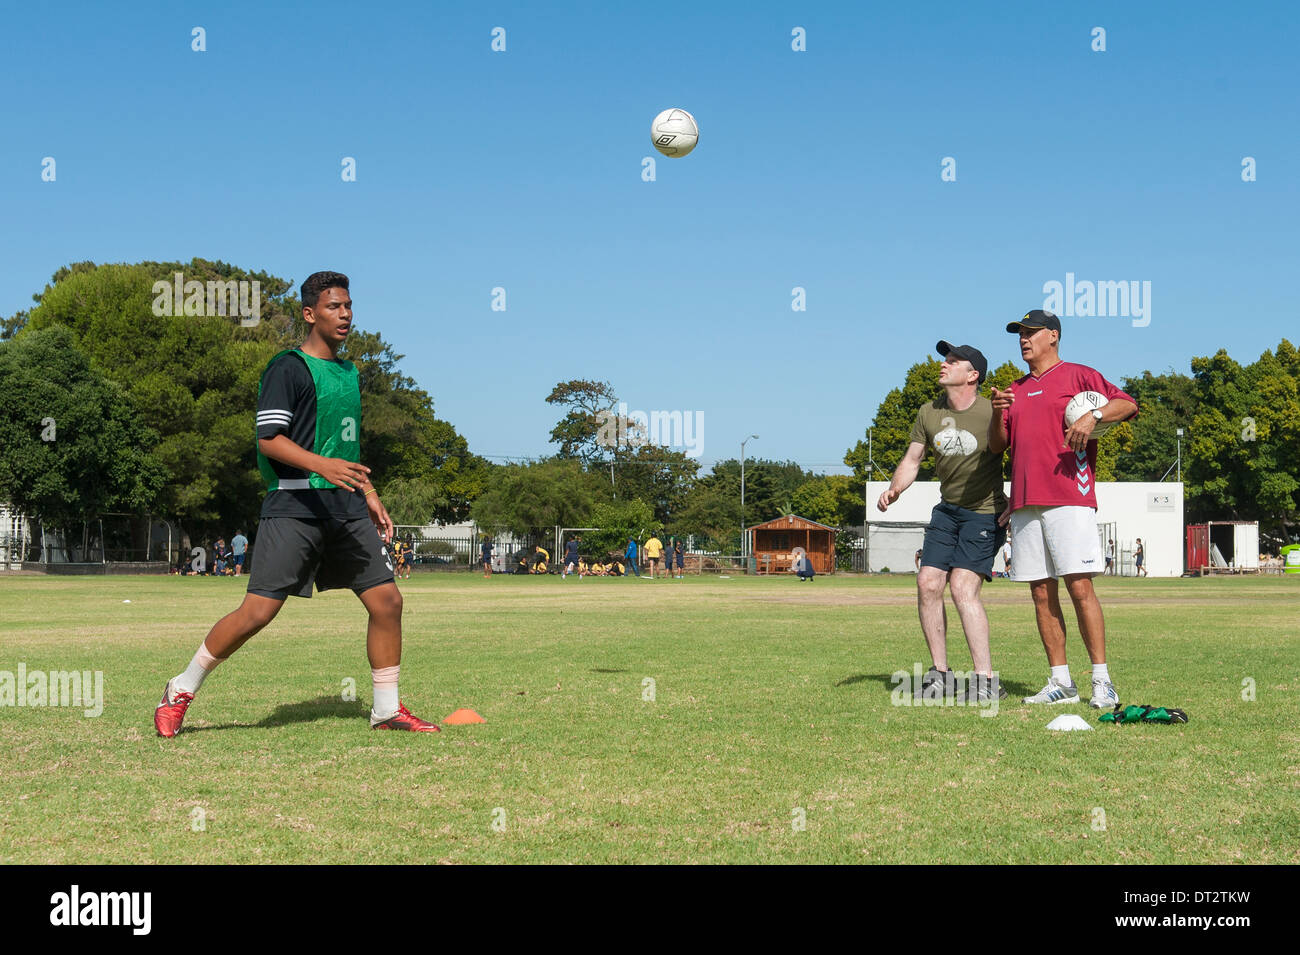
[863, 424, 877, 573]
[741, 434, 758, 560]
[1176, 428, 1183, 483]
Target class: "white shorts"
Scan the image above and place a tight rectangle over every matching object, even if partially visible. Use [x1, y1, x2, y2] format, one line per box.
[1009, 505, 1103, 581]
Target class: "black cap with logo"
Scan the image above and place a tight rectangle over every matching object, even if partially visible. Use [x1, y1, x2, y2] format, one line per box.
[1006, 309, 1062, 336]
[935, 341, 988, 383]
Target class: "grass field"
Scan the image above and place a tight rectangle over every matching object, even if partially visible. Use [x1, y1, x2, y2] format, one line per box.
[1, 572, 1297, 864]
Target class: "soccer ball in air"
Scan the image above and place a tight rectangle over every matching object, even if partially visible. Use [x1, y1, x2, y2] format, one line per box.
[1064, 391, 1113, 439]
[651, 108, 699, 158]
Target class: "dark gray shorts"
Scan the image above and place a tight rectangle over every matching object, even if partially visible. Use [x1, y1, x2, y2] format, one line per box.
[921, 502, 1006, 581]
[246, 517, 394, 600]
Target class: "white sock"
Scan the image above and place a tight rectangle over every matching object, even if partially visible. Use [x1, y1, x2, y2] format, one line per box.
[173, 643, 224, 696]
[1050, 664, 1072, 687]
[1091, 663, 1110, 683]
[372, 665, 400, 720]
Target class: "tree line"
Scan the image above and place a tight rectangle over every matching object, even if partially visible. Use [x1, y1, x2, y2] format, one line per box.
[1, 260, 1295, 555]
[0, 260, 486, 550]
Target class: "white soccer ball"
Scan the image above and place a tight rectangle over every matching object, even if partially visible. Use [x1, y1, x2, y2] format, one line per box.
[651, 108, 699, 158]
[1064, 391, 1113, 439]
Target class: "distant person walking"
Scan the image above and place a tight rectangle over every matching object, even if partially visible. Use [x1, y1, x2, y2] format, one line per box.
[644, 534, 663, 578]
[392, 538, 411, 580]
[563, 536, 582, 579]
[1135, 538, 1146, 577]
[231, 530, 248, 576]
[1105, 538, 1115, 575]
[480, 539, 493, 578]
[624, 538, 640, 577]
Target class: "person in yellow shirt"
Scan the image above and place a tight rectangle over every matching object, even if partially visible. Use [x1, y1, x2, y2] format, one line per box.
[644, 534, 664, 578]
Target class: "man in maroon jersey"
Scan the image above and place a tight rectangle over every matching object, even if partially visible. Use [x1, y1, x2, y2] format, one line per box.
[988, 310, 1138, 708]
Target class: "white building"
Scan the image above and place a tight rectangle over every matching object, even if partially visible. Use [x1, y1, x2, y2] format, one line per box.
[0, 503, 30, 570]
[866, 481, 1185, 577]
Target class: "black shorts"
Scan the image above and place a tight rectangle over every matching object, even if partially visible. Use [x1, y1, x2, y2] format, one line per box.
[921, 502, 1005, 581]
[246, 517, 394, 600]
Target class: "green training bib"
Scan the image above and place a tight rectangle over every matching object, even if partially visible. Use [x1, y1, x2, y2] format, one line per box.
[257, 348, 362, 492]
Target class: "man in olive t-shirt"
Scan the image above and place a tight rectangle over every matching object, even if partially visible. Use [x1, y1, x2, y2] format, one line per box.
[877, 341, 1007, 703]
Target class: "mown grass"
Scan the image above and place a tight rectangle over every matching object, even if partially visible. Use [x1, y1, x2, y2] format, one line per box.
[1, 572, 1296, 864]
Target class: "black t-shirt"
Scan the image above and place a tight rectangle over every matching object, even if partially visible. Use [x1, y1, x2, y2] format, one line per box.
[565, 541, 580, 561]
[256, 351, 367, 521]
[481, 543, 492, 561]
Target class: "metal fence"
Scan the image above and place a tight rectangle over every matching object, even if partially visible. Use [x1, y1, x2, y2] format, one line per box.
[0, 515, 176, 571]
[384, 524, 788, 575]
[390, 525, 552, 573]
[4, 515, 868, 576]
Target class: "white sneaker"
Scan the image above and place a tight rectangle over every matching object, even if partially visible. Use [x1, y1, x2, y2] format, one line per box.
[1090, 679, 1120, 709]
[1023, 678, 1081, 705]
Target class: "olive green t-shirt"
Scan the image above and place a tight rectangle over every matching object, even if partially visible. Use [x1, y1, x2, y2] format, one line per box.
[908, 394, 1007, 515]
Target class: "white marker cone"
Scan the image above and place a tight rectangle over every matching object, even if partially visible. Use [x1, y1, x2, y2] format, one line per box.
[1046, 714, 1093, 731]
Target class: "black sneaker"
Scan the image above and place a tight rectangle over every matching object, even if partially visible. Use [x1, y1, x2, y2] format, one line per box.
[960, 673, 1007, 703]
[918, 666, 956, 700]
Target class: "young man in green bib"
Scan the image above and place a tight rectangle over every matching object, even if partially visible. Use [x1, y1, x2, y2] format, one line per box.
[155, 271, 438, 735]
[877, 341, 1007, 703]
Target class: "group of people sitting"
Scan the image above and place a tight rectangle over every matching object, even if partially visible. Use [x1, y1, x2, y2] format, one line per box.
[569, 556, 630, 577]
[504, 542, 637, 577]
[171, 532, 249, 576]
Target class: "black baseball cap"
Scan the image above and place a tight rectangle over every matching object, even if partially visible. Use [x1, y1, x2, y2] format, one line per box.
[1006, 309, 1062, 336]
[936, 341, 988, 383]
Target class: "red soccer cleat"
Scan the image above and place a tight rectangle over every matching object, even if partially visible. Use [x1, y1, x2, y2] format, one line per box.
[371, 702, 440, 732]
[154, 680, 195, 737]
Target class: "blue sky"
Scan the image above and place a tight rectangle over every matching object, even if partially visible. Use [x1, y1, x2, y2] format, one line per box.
[2, 0, 1295, 472]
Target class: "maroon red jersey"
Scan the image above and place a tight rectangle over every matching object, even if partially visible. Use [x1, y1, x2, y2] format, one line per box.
[1002, 361, 1137, 512]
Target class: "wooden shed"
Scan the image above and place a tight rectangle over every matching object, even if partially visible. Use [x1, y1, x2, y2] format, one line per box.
[749, 514, 837, 575]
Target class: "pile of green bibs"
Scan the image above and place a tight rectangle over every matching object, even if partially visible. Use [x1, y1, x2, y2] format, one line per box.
[1099, 704, 1189, 725]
